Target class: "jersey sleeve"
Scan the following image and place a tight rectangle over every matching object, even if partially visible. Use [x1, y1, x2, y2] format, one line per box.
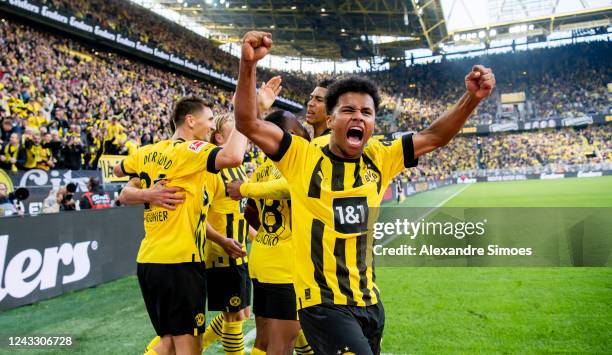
[177, 141, 222, 176]
[367, 134, 418, 186]
[267, 131, 309, 183]
[120, 149, 140, 177]
[240, 178, 290, 200]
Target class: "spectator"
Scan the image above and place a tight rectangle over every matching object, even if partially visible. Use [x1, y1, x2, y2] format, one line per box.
[1, 132, 21, 172]
[0, 182, 21, 216]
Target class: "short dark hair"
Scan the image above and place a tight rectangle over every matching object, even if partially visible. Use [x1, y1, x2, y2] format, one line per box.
[325, 77, 380, 115]
[263, 110, 293, 131]
[317, 78, 335, 88]
[171, 96, 213, 131]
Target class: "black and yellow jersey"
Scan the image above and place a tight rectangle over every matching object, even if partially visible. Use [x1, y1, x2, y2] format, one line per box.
[248, 158, 294, 284]
[195, 177, 214, 266]
[269, 131, 417, 309]
[311, 128, 331, 147]
[204, 166, 249, 268]
[120, 139, 220, 264]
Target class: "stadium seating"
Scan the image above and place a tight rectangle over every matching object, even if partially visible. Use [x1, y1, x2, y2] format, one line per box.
[0, 15, 610, 185]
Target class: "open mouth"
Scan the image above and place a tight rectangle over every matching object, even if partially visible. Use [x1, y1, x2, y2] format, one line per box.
[346, 127, 364, 146]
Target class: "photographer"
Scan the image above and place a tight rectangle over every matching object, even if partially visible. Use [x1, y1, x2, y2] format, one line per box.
[58, 182, 77, 211]
[62, 135, 85, 170]
[0, 182, 24, 216]
[79, 177, 111, 209]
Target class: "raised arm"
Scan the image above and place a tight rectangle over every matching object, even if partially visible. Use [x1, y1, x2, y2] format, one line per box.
[413, 65, 495, 158]
[234, 31, 284, 156]
[214, 120, 248, 170]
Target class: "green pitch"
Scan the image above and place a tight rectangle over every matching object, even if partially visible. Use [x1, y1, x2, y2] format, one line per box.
[0, 177, 610, 354]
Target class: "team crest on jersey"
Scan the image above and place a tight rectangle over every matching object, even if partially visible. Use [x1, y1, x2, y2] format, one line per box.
[229, 296, 241, 307]
[363, 168, 380, 183]
[188, 140, 206, 153]
[195, 313, 205, 327]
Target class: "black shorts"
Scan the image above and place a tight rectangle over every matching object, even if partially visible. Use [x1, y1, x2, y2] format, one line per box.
[206, 264, 251, 312]
[298, 302, 385, 355]
[137, 262, 207, 336]
[252, 278, 297, 320]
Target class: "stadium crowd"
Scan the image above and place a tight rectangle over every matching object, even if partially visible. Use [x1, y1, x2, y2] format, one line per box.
[0, 15, 610, 184]
[40, 0, 314, 102]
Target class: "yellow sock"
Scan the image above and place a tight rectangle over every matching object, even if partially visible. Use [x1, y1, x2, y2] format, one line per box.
[201, 313, 224, 350]
[250, 348, 266, 355]
[221, 320, 244, 355]
[294, 329, 314, 354]
[144, 336, 160, 354]
[144, 349, 158, 355]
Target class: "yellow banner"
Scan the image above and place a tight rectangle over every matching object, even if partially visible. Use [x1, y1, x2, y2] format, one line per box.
[501, 92, 526, 104]
[99, 155, 129, 183]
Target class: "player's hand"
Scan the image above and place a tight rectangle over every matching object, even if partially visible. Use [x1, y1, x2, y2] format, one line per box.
[241, 31, 272, 63]
[465, 65, 495, 99]
[227, 180, 244, 200]
[144, 179, 185, 210]
[222, 238, 247, 259]
[257, 76, 282, 112]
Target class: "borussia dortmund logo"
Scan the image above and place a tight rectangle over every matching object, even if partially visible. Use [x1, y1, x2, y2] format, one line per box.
[195, 313, 205, 327]
[229, 296, 241, 307]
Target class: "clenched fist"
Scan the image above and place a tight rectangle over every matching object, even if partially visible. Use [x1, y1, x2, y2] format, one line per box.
[241, 31, 273, 63]
[465, 65, 495, 99]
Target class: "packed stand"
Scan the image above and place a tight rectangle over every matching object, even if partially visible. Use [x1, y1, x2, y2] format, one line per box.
[41, 0, 315, 103]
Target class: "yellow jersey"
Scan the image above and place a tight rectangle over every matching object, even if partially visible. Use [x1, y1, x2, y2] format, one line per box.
[269, 131, 418, 309]
[204, 167, 249, 268]
[248, 158, 294, 284]
[120, 138, 220, 264]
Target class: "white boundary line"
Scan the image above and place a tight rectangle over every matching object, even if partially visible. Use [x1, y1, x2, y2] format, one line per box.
[380, 183, 472, 247]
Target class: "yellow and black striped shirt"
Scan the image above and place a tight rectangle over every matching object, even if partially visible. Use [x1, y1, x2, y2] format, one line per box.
[204, 166, 249, 268]
[248, 158, 294, 284]
[269, 131, 417, 309]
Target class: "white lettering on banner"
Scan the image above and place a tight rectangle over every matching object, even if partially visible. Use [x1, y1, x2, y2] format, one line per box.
[136, 42, 154, 54]
[184, 60, 198, 71]
[69, 16, 93, 32]
[170, 54, 185, 65]
[0, 235, 95, 302]
[577, 171, 603, 178]
[487, 175, 527, 182]
[8, 0, 39, 13]
[41, 6, 68, 23]
[116, 34, 135, 48]
[490, 122, 519, 132]
[540, 173, 564, 180]
[197, 65, 210, 75]
[561, 116, 593, 127]
[19, 169, 90, 192]
[153, 48, 170, 60]
[94, 26, 115, 40]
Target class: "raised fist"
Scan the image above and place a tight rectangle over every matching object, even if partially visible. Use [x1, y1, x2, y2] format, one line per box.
[465, 65, 495, 99]
[241, 31, 273, 63]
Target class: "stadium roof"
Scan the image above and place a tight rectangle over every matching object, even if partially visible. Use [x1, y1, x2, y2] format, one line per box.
[133, 0, 612, 64]
[140, 0, 448, 60]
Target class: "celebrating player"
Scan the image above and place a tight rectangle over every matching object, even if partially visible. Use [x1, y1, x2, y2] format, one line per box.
[114, 97, 247, 355]
[234, 31, 495, 354]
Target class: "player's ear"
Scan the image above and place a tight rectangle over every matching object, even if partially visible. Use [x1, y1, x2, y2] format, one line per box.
[185, 114, 195, 128]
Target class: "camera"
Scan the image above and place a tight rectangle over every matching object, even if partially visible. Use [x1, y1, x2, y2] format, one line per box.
[8, 187, 29, 202]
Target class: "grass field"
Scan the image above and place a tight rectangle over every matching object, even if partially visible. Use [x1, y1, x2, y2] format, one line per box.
[1, 176, 611, 354]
